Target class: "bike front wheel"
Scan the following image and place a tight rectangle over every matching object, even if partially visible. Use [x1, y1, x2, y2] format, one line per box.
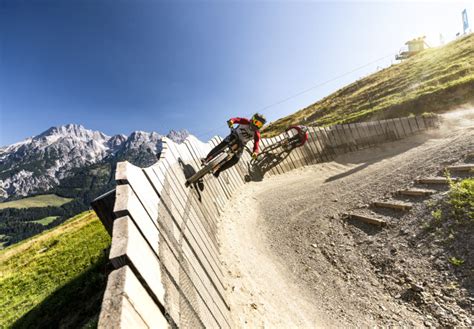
[185, 152, 227, 187]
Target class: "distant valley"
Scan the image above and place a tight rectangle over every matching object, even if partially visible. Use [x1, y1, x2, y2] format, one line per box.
[0, 124, 189, 247]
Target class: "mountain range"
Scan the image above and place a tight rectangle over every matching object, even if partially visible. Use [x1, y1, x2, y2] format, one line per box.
[0, 124, 189, 200]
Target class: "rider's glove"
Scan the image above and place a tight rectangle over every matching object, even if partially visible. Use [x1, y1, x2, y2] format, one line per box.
[227, 119, 234, 128]
[251, 152, 258, 160]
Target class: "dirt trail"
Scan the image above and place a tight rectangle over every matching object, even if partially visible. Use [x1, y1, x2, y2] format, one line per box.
[220, 168, 344, 328]
[220, 109, 474, 327]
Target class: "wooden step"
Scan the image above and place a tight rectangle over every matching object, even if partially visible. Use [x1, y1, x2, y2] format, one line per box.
[345, 213, 387, 227]
[445, 164, 474, 172]
[415, 177, 457, 184]
[372, 201, 412, 211]
[397, 188, 435, 197]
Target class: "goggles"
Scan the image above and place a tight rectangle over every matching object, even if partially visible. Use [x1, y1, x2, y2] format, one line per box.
[252, 118, 264, 129]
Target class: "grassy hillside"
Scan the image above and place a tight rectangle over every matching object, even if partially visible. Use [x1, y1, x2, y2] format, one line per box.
[0, 211, 111, 328]
[264, 33, 474, 136]
[0, 194, 73, 210]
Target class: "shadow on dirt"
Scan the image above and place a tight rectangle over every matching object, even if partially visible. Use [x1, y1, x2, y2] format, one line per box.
[325, 162, 372, 182]
[246, 148, 296, 182]
[324, 133, 432, 183]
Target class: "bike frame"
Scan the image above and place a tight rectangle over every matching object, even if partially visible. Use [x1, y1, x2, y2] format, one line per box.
[185, 130, 243, 187]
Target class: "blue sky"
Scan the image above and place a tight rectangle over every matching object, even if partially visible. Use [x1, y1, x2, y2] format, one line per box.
[0, 0, 472, 146]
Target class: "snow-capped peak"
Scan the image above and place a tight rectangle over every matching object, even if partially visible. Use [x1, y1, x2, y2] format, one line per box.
[0, 125, 190, 200]
[35, 124, 110, 143]
[167, 129, 190, 144]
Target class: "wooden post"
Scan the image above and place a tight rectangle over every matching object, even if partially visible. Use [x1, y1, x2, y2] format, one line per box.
[386, 118, 400, 140]
[98, 266, 170, 329]
[348, 123, 362, 150]
[318, 127, 333, 161]
[415, 116, 426, 130]
[400, 117, 413, 136]
[394, 118, 407, 138]
[303, 127, 322, 164]
[408, 116, 419, 133]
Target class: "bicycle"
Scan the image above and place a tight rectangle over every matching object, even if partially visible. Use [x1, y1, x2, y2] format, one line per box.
[185, 128, 244, 187]
[185, 125, 308, 187]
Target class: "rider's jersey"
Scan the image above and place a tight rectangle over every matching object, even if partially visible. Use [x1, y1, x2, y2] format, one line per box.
[230, 117, 261, 153]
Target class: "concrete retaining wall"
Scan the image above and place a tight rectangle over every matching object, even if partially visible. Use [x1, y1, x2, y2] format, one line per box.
[92, 115, 439, 328]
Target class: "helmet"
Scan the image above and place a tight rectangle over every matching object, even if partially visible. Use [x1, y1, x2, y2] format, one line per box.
[251, 113, 266, 129]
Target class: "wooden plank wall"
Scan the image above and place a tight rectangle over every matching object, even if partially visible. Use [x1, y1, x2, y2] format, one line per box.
[97, 136, 236, 329]
[244, 115, 438, 179]
[95, 115, 439, 328]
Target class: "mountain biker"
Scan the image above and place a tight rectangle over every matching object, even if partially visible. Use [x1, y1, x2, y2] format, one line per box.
[203, 113, 266, 178]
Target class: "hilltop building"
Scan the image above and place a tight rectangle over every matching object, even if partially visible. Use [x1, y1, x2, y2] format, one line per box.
[395, 36, 429, 60]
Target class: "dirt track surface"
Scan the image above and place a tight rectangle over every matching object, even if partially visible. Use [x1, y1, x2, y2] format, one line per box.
[220, 109, 474, 327]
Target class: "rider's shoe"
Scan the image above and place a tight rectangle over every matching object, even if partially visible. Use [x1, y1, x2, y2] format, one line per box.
[213, 171, 220, 178]
[200, 158, 207, 166]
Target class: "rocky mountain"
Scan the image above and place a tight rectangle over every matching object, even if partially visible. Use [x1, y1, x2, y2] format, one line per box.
[0, 124, 189, 200]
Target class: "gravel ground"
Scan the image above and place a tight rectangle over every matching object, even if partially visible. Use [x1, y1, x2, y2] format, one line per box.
[220, 108, 474, 327]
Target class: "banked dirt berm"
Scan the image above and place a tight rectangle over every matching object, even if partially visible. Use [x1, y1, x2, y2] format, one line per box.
[92, 115, 439, 328]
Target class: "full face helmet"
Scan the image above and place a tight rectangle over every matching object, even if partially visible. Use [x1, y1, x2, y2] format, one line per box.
[251, 113, 266, 129]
